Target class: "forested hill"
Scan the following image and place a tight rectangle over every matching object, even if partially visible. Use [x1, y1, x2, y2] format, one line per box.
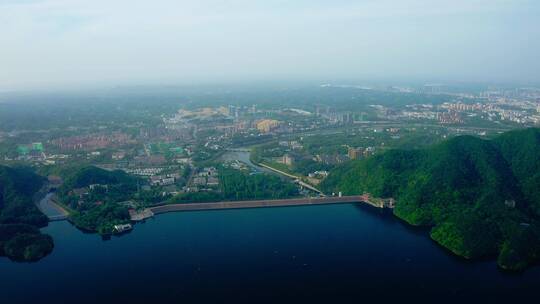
[60, 165, 136, 191]
[57, 166, 137, 235]
[0, 165, 53, 261]
[321, 128, 540, 271]
[494, 128, 540, 216]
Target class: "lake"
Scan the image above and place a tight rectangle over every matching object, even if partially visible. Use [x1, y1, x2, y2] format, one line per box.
[1, 203, 539, 303]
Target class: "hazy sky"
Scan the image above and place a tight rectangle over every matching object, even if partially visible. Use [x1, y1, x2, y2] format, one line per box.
[1, 0, 539, 90]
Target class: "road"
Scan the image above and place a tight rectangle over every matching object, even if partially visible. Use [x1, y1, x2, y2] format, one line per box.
[256, 162, 324, 194]
[222, 148, 324, 194]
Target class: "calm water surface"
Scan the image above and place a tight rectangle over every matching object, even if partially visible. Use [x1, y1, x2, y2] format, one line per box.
[1, 204, 539, 303]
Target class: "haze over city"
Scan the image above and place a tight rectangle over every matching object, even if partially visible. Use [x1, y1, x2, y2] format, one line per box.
[3, 1, 540, 303]
[1, 0, 540, 90]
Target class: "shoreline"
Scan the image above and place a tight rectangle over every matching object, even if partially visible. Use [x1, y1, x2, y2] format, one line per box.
[36, 191, 70, 221]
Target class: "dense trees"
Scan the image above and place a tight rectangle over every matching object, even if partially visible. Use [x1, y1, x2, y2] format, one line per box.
[494, 128, 540, 216]
[322, 128, 540, 271]
[219, 168, 298, 201]
[58, 166, 136, 234]
[1, 229, 53, 261]
[69, 203, 130, 234]
[0, 166, 53, 261]
[60, 166, 136, 192]
[169, 168, 298, 204]
[0, 166, 48, 226]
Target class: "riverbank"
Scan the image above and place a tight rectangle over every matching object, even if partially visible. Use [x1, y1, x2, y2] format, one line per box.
[36, 193, 70, 221]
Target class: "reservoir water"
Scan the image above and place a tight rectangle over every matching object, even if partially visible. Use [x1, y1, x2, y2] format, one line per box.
[1, 203, 539, 303]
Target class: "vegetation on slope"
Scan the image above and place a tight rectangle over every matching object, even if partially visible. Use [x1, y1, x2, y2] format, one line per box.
[58, 166, 135, 234]
[69, 203, 130, 235]
[322, 128, 540, 271]
[494, 128, 540, 216]
[219, 168, 298, 200]
[60, 165, 136, 193]
[0, 166, 53, 261]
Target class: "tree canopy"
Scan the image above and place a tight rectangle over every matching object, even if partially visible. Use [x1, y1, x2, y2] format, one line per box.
[0, 165, 53, 261]
[322, 128, 540, 271]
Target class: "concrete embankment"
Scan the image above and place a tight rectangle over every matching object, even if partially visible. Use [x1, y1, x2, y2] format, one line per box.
[150, 196, 366, 214]
[37, 193, 70, 221]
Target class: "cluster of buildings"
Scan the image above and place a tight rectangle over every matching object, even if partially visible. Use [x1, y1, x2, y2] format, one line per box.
[112, 151, 126, 160]
[315, 106, 357, 124]
[222, 160, 249, 171]
[395, 105, 438, 121]
[278, 140, 303, 150]
[150, 173, 179, 186]
[437, 111, 464, 124]
[347, 146, 375, 160]
[479, 87, 540, 101]
[125, 167, 164, 176]
[441, 100, 540, 125]
[227, 104, 258, 118]
[313, 154, 349, 165]
[140, 126, 193, 142]
[69, 184, 110, 206]
[16, 142, 45, 160]
[9, 142, 72, 165]
[371, 92, 540, 127]
[280, 154, 294, 166]
[444, 102, 485, 112]
[132, 155, 167, 166]
[255, 119, 281, 133]
[308, 170, 329, 178]
[191, 167, 220, 189]
[50, 132, 134, 151]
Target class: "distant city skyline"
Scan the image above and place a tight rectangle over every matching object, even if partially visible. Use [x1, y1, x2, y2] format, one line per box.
[1, 0, 540, 90]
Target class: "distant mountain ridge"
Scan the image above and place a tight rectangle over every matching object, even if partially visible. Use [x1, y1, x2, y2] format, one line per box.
[322, 128, 540, 271]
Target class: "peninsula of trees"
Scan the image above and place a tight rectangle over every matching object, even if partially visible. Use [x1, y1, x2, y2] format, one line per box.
[322, 128, 540, 271]
[57, 166, 135, 235]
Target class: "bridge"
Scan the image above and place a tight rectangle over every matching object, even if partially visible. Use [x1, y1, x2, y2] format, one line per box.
[226, 148, 252, 152]
[149, 194, 394, 215]
[48, 215, 69, 221]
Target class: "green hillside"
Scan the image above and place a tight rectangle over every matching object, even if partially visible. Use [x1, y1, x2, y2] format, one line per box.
[58, 166, 135, 234]
[322, 128, 540, 271]
[60, 165, 135, 191]
[494, 128, 540, 216]
[0, 166, 53, 261]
